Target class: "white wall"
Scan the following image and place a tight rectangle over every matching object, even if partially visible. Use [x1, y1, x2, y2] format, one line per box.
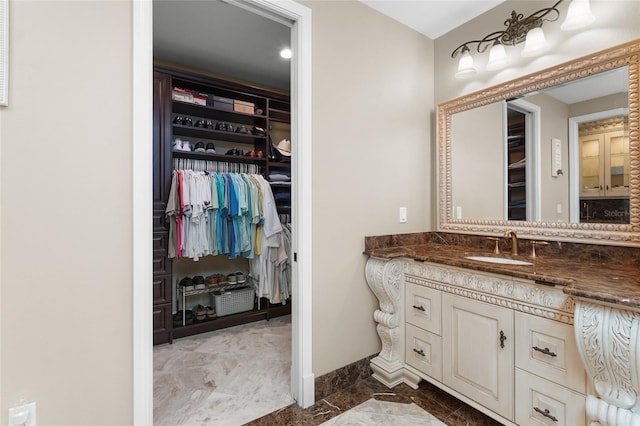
[301, 0, 434, 376]
[451, 102, 504, 220]
[1, 1, 133, 424]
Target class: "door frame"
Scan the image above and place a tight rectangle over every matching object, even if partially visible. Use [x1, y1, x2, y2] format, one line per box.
[505, 98, 541, 222]
[132, 1, 313, 424]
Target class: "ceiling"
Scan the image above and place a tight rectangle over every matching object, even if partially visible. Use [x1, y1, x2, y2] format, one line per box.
[359, 0, 505, 39]
[153, 0, 506, 91]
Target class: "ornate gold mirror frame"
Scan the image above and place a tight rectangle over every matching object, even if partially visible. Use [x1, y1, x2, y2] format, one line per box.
[438, 39, 640, 246]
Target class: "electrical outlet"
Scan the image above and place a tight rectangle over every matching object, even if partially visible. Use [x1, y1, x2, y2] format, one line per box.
[399, 207, 407, 223]
[8, 402, 36, 426]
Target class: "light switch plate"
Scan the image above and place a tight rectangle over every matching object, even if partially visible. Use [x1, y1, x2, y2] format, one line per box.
[8, 402, 36, 426]
[399, 207, 407, 223]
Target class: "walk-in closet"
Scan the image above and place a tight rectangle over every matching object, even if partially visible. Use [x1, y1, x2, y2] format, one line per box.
[151, 2, 294, 424]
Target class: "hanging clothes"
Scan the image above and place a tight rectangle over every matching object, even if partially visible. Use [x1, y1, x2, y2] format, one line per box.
[165, 170, 277, 262]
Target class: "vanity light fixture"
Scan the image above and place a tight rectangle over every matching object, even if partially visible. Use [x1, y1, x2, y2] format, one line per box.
[452, 0, 595, 77]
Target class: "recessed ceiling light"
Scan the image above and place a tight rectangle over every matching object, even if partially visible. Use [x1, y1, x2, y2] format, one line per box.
[280, 48, 292, 59]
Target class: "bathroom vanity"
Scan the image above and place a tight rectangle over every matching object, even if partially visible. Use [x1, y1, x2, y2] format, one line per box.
[364, 235, 640, 426]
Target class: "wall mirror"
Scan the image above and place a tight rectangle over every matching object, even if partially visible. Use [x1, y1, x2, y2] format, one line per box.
[438, 39, 639, 245]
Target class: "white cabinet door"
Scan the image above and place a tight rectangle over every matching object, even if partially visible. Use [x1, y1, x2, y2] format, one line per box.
[442, 293, 514, 421]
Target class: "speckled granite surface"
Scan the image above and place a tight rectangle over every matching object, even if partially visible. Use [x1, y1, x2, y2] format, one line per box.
[364, 232, 640, 310]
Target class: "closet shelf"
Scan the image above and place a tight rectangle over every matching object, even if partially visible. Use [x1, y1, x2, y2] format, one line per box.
[268, 162, 291, 169]
[173, 100, 267, 120]
[173, 150, 268, 164]
[173, 124, 267, 144]
[180, 281, 253, 297]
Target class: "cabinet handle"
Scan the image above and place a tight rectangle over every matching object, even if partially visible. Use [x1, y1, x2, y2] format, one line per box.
[499, 330, 507, 348]
[413, 348, 425, 357]
[534, 407, 558, 422]
[412, 305, 426, 312]
[532, 346, 557, 357]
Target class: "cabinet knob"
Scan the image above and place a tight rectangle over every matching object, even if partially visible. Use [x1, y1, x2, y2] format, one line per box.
[499, 330, 507, 348]
[532, 346, 557, 357]
[412, 305, 426, 312]
[534, 407, 558, 422]
[413, 348, 425, 357]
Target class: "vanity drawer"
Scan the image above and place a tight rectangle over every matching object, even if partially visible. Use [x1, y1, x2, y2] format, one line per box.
[515, 311, 586, 393]
[406, 323, 442, 381]
[516, 368, 586, 426]
[405, 283, 441, 335]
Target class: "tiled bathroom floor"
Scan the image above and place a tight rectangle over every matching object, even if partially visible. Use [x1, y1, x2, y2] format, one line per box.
[247, 376, 501, 426]
[154, 314, 500, 425]
[153, 315, 294, 426]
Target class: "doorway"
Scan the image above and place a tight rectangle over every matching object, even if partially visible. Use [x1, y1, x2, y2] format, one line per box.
[506, 98, 541, 222]
[132, 1, 313, 424]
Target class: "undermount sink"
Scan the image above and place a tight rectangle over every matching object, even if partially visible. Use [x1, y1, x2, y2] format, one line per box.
[464, 256, 533, 266]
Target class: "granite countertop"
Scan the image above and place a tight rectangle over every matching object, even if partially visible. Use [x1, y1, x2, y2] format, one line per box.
[365, 241, 640, 310]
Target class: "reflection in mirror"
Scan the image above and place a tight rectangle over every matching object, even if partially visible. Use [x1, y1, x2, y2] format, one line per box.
[438, 40, 640, 244]
[450, 67, 628, 224]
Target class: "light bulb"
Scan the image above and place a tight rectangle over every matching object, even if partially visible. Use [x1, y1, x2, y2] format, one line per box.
[521, 27, 549, 57]
[561, 0, 595, 31]
[279, 48, 292, 59]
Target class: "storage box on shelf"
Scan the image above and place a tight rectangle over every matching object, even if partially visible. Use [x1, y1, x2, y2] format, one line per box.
[213, 287, 256, 317]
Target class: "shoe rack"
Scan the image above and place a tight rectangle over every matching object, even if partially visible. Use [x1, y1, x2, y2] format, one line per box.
[153, 64, 291, 345]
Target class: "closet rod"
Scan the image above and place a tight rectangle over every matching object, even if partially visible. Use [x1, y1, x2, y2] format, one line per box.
[173, 158, 260, 174]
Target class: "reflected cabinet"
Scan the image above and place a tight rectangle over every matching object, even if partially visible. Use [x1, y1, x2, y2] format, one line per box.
[579, 116, 629, 198]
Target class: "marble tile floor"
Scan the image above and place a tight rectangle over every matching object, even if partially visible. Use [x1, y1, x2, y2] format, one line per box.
[247, 376, 502, 426]
[154, 315, 294, 426]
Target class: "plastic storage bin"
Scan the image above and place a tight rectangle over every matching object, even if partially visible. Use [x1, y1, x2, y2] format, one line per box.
[211, 287, 255, 317]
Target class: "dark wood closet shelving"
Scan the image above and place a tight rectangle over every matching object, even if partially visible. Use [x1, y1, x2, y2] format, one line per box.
[173, 150, 268, 164]
[153, 65, 292, 345]
[172, 124, 267, 144]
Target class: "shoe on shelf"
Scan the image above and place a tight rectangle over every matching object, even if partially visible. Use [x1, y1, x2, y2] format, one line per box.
[206, 275, 219, 287]
[227, 273, 237, 285]
[194, 141, 206, 153]
[194, 304, 207, 321]
[179, 277, 194, 292]
[216, 273, 228, 285]
[205, 306, 216, 318]
[235, 271, 246, 284]
[193, 275, 206, 289]
[172, 115, 183, 125]
[182, 141, 192, 152]
[206, 143, 216, 153]
[172, 138, 183, 151]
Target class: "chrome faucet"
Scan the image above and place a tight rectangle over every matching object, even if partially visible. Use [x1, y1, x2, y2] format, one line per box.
[504, 230, 519, 255]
